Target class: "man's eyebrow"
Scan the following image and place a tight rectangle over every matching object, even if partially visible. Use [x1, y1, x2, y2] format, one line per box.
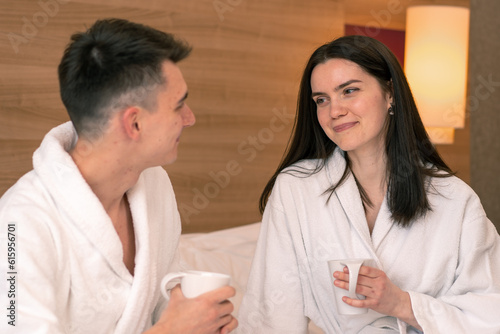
[177, 91, 188, 105]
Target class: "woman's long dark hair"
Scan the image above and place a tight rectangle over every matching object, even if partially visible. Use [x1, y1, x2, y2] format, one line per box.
[259, 35, 453, 227]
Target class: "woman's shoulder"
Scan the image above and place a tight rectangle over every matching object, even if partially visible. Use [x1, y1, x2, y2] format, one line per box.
[427, 173, 485, 214]
[278, 148, 345, 183]
[429, 173, 475, 197]
[281, 158, 323, 176]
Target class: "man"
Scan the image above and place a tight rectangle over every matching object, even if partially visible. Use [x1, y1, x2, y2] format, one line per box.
[0, 18, 237, 334]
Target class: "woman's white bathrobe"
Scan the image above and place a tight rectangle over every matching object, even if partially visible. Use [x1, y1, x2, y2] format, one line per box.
[238, 148, 500, 334]
[0, 122, 181, 334]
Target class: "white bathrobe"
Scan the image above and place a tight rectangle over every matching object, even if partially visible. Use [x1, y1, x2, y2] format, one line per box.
[0, 122, 181, 334]
[238, 148, 500, 334]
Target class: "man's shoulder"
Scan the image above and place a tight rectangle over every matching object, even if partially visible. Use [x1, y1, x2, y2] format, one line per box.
[0, 171, 42, 208]
[0, 170, 57, 232]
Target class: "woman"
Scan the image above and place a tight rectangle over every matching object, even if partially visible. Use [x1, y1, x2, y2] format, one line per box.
[237, 35, 500, 333]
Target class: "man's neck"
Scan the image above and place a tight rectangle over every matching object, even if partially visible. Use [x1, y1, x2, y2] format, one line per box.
[69, 137, 141, 213]
[70, 137, 139, 275]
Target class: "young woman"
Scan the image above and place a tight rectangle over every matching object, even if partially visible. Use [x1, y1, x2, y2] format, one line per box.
[237, 35, 500, 334]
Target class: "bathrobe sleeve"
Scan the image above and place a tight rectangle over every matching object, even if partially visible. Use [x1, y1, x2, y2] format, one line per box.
[152, 246, 185, 324]
[237, 178, 310, 334]
[0, 189, 69, 334]
[408, 192, 500, 334]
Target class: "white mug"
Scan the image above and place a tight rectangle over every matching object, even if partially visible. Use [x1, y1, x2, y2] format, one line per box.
[161, 270, 231, 299]
[328, 258, 374, 315]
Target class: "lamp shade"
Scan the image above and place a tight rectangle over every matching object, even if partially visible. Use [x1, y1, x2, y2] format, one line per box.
[404, 5, 469, 144]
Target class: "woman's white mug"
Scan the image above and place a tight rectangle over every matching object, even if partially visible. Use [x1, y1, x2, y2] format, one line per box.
[161, 270, 231, 299]
[328, 258, 375, 315]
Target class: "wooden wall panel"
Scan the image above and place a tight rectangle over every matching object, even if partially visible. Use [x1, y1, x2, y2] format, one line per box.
[0, 0, 344, 232]
[469, 0, 500, 232]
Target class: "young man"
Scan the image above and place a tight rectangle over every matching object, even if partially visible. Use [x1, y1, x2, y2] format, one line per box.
[0, 18, 237, 334]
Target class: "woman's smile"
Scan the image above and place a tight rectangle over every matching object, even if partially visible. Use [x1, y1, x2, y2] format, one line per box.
[333, 121, 358, 133]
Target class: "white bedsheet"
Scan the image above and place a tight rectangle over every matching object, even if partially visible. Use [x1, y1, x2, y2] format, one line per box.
[179, 223, 260, 315]
[178, 222, 324, 334]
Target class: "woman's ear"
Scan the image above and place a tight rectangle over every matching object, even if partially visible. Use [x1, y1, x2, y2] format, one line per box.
[121, 106, 142, 140]
[387, 79, 394, 106]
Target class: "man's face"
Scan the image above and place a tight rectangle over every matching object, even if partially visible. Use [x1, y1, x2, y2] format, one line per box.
[140, 61, 195, 166]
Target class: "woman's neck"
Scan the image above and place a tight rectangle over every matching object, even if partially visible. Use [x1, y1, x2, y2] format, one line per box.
[347, 146, 387, 194]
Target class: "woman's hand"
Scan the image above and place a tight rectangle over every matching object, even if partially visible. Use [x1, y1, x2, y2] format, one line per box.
[333, 265, 422, 330]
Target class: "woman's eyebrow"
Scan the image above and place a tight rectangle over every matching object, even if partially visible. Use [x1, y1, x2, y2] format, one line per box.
[311, 91, 326, 97]
[334, 79, 362, 92]
[311, 79, 362, 97]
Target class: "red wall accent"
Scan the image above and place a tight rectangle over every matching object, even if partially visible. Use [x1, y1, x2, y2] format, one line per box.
[344, 24, 406, 66]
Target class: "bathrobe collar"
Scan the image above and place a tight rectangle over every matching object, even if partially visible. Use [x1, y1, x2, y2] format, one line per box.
[32, 122, 150, 284]
[325, 148, 395, 259]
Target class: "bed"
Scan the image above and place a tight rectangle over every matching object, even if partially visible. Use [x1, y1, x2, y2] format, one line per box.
[178, 222, 324, 333]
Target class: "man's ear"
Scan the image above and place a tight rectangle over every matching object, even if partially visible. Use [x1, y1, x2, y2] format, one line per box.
[121, 106, 142, 140]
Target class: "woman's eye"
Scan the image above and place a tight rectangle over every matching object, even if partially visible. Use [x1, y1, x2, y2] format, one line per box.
[344, 88, 358, 95]
[314, 97, 326, 105]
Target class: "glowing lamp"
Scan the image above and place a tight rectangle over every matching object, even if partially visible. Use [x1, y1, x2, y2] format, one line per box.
[404, 5, 470, 144]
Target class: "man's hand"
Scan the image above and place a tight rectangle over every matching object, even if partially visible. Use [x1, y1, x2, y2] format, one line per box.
[147, 284, 238, 334]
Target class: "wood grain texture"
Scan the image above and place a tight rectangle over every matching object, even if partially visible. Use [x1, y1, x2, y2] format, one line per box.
[469, 0, 500, 232]
[343, 0, 470, 30]
[0, 0, 343, 232]
[0, 0, 475, 233]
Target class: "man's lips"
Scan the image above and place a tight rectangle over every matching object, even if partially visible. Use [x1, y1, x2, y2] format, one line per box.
[333, 122, 358, 133]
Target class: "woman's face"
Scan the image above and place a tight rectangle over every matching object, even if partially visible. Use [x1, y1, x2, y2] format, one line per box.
[311, 58, 392, 156]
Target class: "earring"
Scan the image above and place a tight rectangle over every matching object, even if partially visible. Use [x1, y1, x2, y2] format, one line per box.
[388, 104, 395, 115]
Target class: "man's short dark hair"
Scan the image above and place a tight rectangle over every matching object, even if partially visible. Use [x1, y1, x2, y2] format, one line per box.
[58, 18, 191, 139]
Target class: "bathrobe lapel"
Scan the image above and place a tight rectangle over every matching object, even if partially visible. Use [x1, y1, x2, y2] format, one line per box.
[328, 149, 394, 266]
[335, 177, 395, 266]
[31, 122, 179, 333]
[33, 123, 133, 283]
[115, 175, 155, 334]
[370, 196, 394, 252]
[334, 173, 374, 249]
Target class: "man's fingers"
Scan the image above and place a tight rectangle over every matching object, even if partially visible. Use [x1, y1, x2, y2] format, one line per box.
[218, 299, 234, 315]
[203, 285, 236, 303]
[220, 316, 238, 334]
[168, 284, 184, 299]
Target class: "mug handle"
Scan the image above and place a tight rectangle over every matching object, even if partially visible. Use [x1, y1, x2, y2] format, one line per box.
[342, 260, 364, 299]
[160, 272, 186, 299]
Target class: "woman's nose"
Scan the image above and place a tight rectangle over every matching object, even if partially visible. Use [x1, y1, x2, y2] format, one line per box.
[329, 100, 347, 119]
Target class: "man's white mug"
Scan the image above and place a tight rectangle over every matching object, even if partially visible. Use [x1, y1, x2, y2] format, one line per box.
[328, 258, 374, 315]
[161, 270, 231, 299]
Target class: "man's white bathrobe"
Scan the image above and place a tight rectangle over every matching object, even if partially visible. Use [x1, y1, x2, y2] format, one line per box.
[0, 122, 181, 333]
[238, 148, 500, 334]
